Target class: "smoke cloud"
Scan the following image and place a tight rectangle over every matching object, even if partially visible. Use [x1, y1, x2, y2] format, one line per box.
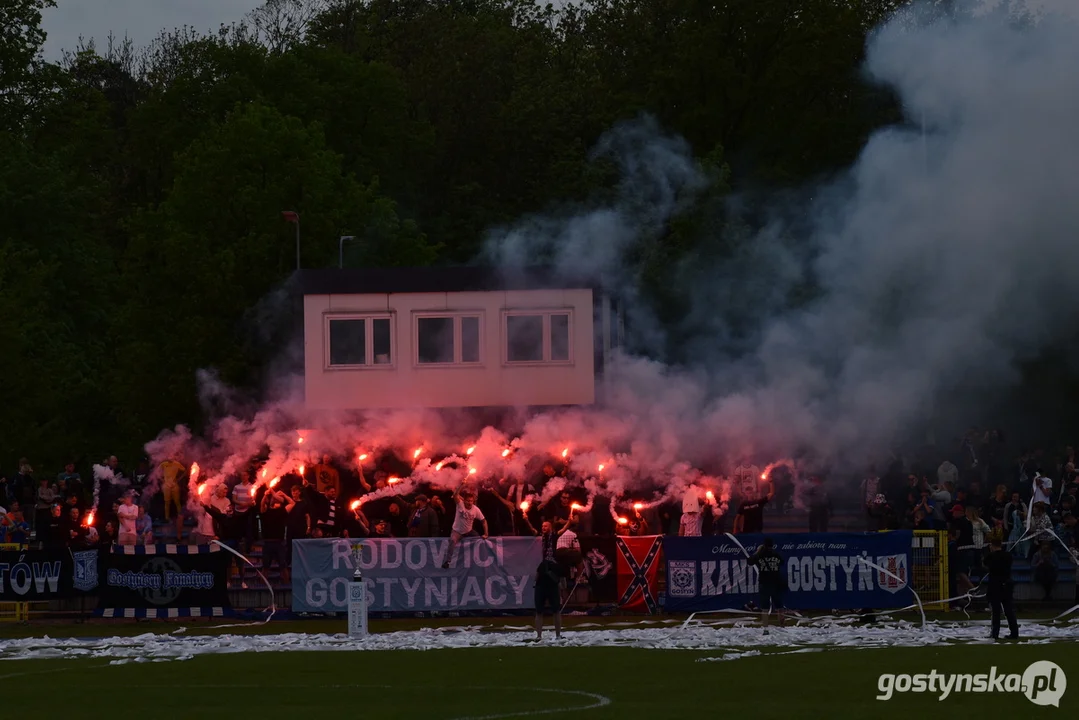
[145, 0, 1079, 513]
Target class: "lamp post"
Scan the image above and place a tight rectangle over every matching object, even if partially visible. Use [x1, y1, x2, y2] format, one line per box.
[282, 211, 300, 269]
[339, 235, 356, 268]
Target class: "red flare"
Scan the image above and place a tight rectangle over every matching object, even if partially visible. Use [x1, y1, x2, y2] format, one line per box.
[435, 461, 444, 471]
[501, 449, 510, 458]
[519, 500, 530, 512]
[260, 468, 267, 479]
[760, 473, 767, 480]
[468, 467, 477, 475]
[350, 500, 361, 511]
[189, 462, 200, 485]
[561, 448, 569, 458]
[388, 476, 401, 485]
[298, 464, 305, 475]
[466, 446, 476, 456]
[633, 502, 644, 511]
[83, 511, 95, 527]
[197, 483, 206, 496]
[413, 447, 423, 459]
[705, 490, 715, 501]
[358, 453, 368, 461]
[617, 517, 628, 525]
[598, 464, 605, 472]
[269, 477, 280, 488]
[570, 502, 582, 511]
[297, 436, 304, 444]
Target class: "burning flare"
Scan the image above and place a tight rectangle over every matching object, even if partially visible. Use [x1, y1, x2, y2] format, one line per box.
[197, 483, 206, 496]
[269, 477, 280, 488]
[413, 447, 423, 459]
[617, 516, 628, 525]
[519, 500, 530, 512]
[261, 468, 267, 479]
[760, 473, 767, 480]
[705, 490, 715, 502]
[466, 446, 476, 456]
[297, 435, 304, 444]
[598, 464, 605, 472]
[501, 449, 511, 458]
[358, 453, 368, 461]
[435, 461, 444, 471]
[298, 464, 305, 475]
[468, 467, 477, 475]
[189, 462, 200, 485]
[350, 500, 361, 511]
[561, 448, 569, 458]
[570, 502, 582, 511]
[83, 511, 95, 527]
[633, 502, 644, 511]
[388, 476, 401, 485]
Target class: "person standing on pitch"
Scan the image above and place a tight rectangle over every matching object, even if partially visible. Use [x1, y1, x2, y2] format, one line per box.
[534, 521, 565, 641]
[985, 531, 1019, 640]
[748, 537, 786, 630]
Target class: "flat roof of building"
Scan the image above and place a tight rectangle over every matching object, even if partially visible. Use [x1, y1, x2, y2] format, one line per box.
[295, 266, 599, 295]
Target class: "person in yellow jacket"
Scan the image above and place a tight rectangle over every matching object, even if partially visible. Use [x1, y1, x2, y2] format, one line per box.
[159, 457, 186, 539]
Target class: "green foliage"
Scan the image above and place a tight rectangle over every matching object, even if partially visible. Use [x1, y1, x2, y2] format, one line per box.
[3, 0, 912, 470]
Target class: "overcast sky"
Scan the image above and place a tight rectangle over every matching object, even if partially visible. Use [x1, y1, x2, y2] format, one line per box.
[42, 0, 264, 59]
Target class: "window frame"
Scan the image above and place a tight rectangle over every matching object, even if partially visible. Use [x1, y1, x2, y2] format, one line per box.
[323, 312, 396, 370]
[501, 309, 575, 366]
[412, 311, 485, 368]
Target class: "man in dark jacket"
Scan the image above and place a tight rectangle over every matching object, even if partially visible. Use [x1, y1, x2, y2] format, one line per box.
[985, 533, 1019, 640]
[748, 537, 786, 628]
[406, 495, 441, 537]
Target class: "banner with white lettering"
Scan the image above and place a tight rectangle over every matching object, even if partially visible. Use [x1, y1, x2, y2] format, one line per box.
[0, 548, 74, 600]
[96, 545, 231, 617]
[292, 537, 541, 613]
[664, 531, 914, 612]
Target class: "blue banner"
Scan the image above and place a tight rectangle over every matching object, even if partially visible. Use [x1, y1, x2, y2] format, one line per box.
[292, 537, 541, 613]
[664, 531, 914, 612]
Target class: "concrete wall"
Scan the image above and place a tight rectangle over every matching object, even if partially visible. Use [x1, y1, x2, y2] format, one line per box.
[304, 288, 595, 410]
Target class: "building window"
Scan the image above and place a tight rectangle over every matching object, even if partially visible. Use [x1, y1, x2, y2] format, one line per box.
[326, 315, 393, 367]
[504, 310, 573, 364]
[415, 313, 483, 365]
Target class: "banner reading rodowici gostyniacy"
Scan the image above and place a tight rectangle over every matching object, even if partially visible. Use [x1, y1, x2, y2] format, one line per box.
[664, 531, 914, 612]
[292, 537, 541, 613]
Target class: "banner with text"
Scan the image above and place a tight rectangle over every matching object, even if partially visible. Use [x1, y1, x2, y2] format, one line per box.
[0, 548, 76, 601]
[664, 531, 914, 612]
[292, 537, 542, 613]
[96, 545, 231, 616]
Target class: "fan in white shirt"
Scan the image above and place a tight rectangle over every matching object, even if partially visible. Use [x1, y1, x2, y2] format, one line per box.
[441, 487, 487, 569]
[116, 494, 139, 545]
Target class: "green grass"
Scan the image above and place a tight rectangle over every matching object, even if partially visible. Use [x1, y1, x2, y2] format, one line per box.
[0, 638, 1076, 717]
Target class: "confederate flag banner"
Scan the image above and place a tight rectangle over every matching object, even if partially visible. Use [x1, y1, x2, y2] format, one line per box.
[616, 535, 663, 614]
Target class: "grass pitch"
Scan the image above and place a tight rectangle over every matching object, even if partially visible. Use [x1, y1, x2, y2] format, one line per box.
[0, 617, 1075, 718]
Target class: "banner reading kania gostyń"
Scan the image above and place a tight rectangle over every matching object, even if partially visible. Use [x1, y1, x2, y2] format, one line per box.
[292, 537, 541, 613]
[664, 531, 914, 612]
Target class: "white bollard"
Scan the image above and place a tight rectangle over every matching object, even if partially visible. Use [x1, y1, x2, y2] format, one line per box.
[348, 543, 368, 638]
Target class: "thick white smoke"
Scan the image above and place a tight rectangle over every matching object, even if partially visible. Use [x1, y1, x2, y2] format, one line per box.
[146, 0, 1079, 513]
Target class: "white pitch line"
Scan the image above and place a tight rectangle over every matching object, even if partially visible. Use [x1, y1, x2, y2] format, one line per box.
[447, 686, 612, 720]
[112, 683, 611, 718]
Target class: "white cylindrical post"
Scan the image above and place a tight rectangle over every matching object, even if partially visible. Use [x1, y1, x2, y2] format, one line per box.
[348, 543, 368, 638]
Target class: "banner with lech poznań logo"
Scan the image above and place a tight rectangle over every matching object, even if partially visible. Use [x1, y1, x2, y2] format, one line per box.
[96, 544, 231, 618]
[664, 531, 915, 612]
[292, 537, 542, 613]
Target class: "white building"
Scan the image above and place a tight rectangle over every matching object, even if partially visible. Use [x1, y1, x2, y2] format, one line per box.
[298, 267, 622, 410]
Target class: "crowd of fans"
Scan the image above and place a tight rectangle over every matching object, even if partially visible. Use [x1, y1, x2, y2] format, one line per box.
[1, 427, 1077, 599]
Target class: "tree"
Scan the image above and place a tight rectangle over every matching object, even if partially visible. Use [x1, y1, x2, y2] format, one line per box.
[0, 0, 56, 129]
[110, 102, 437, 441]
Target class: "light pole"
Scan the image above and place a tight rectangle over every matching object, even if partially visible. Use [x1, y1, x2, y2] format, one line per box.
[339, 235, 356, 268]
[282, 211, 300, 269]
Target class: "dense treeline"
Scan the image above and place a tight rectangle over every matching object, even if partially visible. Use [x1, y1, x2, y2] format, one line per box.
[1, 0, 923, 467]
